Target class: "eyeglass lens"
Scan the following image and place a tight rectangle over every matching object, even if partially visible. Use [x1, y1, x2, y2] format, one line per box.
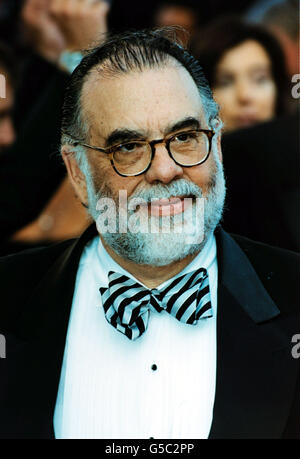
[112, 131, 210, 176]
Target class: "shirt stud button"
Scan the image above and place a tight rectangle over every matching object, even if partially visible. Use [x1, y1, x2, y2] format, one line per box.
[151, 364, 157, 371]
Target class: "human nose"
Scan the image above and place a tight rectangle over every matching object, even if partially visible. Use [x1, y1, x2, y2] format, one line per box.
[235, 79, 254, 104]
[144, 142, 183, 184]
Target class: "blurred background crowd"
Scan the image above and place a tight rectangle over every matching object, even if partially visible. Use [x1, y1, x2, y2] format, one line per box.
[0, 0, 299, 256]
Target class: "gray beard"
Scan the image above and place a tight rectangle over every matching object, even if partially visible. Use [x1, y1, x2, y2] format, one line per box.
[84, 160, 226, 266]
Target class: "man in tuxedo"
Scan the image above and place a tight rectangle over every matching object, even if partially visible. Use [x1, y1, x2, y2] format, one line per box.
[0, 28, 299, 439]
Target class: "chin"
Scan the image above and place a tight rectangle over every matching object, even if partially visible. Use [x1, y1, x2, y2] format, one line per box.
[102, 227, 207, 267]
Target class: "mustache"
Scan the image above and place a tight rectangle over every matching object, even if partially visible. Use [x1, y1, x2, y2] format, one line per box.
[127, 179, 203, 206]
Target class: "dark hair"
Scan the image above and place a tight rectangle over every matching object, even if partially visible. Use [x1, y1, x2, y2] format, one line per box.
[0, 41, 19, 89]
[61, 27, 219, 147]
[190, 16, 290, 115]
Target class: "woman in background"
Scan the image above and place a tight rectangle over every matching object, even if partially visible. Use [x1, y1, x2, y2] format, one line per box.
[191, 17, 290, 132]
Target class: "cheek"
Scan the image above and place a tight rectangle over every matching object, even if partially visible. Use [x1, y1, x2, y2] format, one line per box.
[184, 158, 216, 193]
[213, 88, 226, 105]
[213, 88, 235, 115]
[90, 155, 143, 199]
[258, 83, 277, 113]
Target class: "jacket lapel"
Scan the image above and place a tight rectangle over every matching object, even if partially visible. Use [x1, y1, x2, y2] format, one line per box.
[209, 229, 299, 438]
[2, 225, 98, 438]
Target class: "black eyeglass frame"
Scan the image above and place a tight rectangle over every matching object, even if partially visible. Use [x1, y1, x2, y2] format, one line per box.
[67, 128, 215, 177]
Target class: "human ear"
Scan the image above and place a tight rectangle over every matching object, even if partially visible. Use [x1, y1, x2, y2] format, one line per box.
[211, 117, 223, 163]
[216, 132, 223, 163]
[61, 146, 89, 207]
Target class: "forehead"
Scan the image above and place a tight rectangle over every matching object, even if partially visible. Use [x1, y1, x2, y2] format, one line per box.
[217, 40, 272, 73]
[81, 63, 205, 140]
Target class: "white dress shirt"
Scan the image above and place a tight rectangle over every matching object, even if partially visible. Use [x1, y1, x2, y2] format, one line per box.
[54, 234, 218, 439]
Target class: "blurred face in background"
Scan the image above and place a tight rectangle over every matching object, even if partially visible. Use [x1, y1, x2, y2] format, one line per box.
[213, 40, 277, 132]
[154, 5, 197, 33]
[0, 69, 15, 152]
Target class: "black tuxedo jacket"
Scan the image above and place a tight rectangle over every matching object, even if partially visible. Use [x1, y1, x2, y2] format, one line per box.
[222, 112, 300, 253]
[0, 224, 299, 439]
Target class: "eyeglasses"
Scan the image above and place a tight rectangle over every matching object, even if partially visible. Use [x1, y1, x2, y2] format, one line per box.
[68, 128, 215, 177]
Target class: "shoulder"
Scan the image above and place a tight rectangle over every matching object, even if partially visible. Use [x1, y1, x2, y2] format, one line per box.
[230, 232, 300, 316]
[231, 232, 299, 271]
[0, 239, 76, 327]
[0, 238, 76, 275]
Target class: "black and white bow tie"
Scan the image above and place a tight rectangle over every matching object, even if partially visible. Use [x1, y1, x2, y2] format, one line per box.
[99, 268, 212, 340]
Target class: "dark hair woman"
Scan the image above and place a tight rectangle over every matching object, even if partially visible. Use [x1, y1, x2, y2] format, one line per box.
[190, 17, 290, 132]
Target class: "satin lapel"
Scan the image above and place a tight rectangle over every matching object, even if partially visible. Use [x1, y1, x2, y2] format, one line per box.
[209, 229, 299, 439]
[3, 225, 98, 438]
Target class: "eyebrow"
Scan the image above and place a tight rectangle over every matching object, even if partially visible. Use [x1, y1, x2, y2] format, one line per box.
[164, 117, 201, 135]
[217, 63, 271, 76]
[105, 117, 201, 147]
[249, 64, 272, 73]
[105, 129, 146, 147]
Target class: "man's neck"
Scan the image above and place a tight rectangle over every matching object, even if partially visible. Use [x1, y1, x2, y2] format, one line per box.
[100, 237, 201, 289]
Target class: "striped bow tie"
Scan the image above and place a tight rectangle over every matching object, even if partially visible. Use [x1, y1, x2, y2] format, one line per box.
[99, 268, 212, 340]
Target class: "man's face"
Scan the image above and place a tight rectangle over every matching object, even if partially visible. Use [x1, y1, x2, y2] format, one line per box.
[0, 73, 15, 153]
[65, 63, 225, 265]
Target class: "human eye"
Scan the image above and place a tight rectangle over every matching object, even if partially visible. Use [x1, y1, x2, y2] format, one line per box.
[254, 73, 271, 84]
[215, 74, 233, 88]
[113, 142, 146, 165]
[117, 142, 142, 153]
[251, 68, 272, 85]
[172, 131, 197, 143]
